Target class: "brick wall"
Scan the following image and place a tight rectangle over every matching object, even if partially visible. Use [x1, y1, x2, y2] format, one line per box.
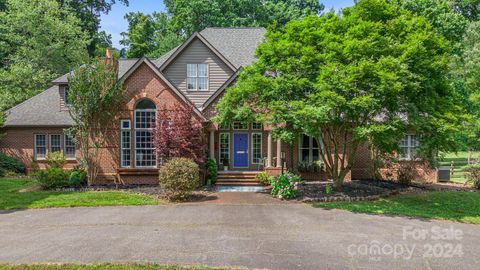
[0, 127, 79, 172]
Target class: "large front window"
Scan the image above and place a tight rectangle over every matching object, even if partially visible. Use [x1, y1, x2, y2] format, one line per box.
[134, 99, 156, 167]
[300, 134, 320, 163]
[49, 134, 61, 153]
[187, 64, 208, 91]
[64, 134, 76, 159]
[35, 134, 47, 159]
[399, 134, 419, 160]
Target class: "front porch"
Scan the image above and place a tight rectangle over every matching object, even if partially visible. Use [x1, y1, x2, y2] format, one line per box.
[207, 123, 287, 173]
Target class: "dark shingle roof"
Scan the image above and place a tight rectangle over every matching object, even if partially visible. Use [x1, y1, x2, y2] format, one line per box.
[199, 27, 266, 68]
[52, 59, 140, 84]
[4, 85, 73, 127]
[6, 28, 266, 127]
[152, 46, 179, 67]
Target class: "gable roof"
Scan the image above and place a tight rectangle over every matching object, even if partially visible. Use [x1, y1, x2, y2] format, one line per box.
[158, 32, 237, 72]
[119, 58, 206, 121]
[199, 28, 266, 68]
[4, 85, 73, 127]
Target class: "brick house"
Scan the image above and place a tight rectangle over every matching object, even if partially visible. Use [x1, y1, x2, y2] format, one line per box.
[0, 28, 437, 184]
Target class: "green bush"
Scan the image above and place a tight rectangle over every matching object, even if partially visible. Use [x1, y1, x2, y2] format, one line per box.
[464, 164, 480, 189]
[256, 171, 273, 186]
[0, 167, 5, 177]
[46, 152, 67, 168]
[397, 162, 415, 185]
[0, 153, 26, 175]
[69, 169, 87, 187]
[159, 158, 200, 201]
[35, 167, 70, 189]
[206, 158, 218, 185]
[271, 172, 303, 200]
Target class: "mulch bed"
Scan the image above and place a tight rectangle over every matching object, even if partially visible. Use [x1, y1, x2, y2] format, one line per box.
[296, 180, 418, 203]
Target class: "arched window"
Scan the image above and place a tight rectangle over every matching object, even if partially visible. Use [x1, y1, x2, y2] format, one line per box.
[134, 99, 156, 167]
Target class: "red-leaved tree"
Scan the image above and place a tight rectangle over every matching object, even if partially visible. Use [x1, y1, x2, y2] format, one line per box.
[153, 105, 205, 165]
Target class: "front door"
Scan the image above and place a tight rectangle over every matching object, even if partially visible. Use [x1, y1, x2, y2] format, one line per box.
[233, 133, 249, 168]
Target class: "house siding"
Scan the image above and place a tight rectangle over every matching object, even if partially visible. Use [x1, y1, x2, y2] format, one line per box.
[163, 38, 235, 107]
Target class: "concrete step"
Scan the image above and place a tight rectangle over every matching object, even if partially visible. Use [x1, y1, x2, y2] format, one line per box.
[216, 182, 262, 186]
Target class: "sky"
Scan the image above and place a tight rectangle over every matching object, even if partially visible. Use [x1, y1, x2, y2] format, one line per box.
[100, 0, 355, 49]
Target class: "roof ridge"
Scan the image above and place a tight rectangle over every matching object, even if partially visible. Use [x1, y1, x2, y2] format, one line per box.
[202, 27, 266, 30]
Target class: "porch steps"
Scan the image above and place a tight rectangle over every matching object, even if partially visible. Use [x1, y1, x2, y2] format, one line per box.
[216, 171, 260, 186]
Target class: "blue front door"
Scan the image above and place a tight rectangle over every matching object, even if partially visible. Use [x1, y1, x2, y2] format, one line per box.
[233, 133, 249, 168]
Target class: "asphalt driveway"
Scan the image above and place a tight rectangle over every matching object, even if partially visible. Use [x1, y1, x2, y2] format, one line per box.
[0, 204, 479, 270]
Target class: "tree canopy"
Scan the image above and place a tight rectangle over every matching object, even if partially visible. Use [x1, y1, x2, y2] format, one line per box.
[0, 0, 89, 111]
[121, 0, 325, 58]
[216, 0, 464, 187]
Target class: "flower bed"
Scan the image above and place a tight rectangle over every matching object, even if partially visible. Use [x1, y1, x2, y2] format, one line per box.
[296, 180, 416, 203]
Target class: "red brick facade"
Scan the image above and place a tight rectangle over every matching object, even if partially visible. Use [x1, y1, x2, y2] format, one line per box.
[0, 61, 437, 185]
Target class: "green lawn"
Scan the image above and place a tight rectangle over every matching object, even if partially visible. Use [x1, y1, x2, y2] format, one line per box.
[0, 178, 161, 210]
[0, 264, 236, 270]
[313, 191, 480, 224]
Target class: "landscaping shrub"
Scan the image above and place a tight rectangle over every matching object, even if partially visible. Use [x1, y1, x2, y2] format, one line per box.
[159, 158, 200, 201]
[256, 171, 273, 186]
[205, 158, 217, 185]
[271, 172, 304, 199]
[46, 152, 67, 168]
[397, 162, 415, 185]
[464, 164, 480, 189]
[35, 167, 70, 189]
[0, 153, 26, 175]
[69, 169, 87, 187]
[0, 167, 5, 177]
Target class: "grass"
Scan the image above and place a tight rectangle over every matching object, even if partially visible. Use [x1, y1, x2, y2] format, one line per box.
[0, 178, 162, 210]
[313, 191, 480, 224]
[0, 264, 237, 270]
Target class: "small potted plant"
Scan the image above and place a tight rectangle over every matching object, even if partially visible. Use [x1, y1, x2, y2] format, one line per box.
[222, 157, 230, 171]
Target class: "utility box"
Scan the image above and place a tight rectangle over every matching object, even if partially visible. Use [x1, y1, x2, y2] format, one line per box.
[437, 166, 450, 182]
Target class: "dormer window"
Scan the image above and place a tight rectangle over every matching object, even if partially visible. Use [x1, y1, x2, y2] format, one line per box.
[64, 86, 70, 105]
[187, 64, 208, 91]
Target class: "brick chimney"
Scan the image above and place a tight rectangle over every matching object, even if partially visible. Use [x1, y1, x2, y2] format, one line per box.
[101, 48, 118, 74]
[106, 47, 113, 59]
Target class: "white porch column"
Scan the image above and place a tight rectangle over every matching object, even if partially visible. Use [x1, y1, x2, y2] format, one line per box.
[209, 130, 215, 162]
[276, 139, 282, 168]
[267, 132, 272, 167]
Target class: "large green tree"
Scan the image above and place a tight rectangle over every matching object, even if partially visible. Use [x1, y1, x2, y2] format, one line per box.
[216, 0, 463, 187]
[120, 12, 182, 59]
[58, 0, 128, 56]
[165, 0, 324, 36]
[122, 0, 324, 58]
[0, 0, 89, 111]
[67, 59, 124, 184]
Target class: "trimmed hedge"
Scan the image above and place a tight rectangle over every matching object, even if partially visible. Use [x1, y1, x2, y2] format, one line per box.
[0, 153, 26, 176]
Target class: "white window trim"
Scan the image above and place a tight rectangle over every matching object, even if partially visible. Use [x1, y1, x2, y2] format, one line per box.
[399, 134, 419, 161]
[64, 134, 76, 160]
[120, 120, 131, 168]
[134, 108, 156, 168]
[187, 64, 209, 91]
[232, 122, 248, 130]
[218, 132, 230, 163]
[49, 134, 62, 154]
[298, 135, 321, 163]
[251, 132, 263, 165]
[34, 134, 47, 160]
[252, 123, 262, 130]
